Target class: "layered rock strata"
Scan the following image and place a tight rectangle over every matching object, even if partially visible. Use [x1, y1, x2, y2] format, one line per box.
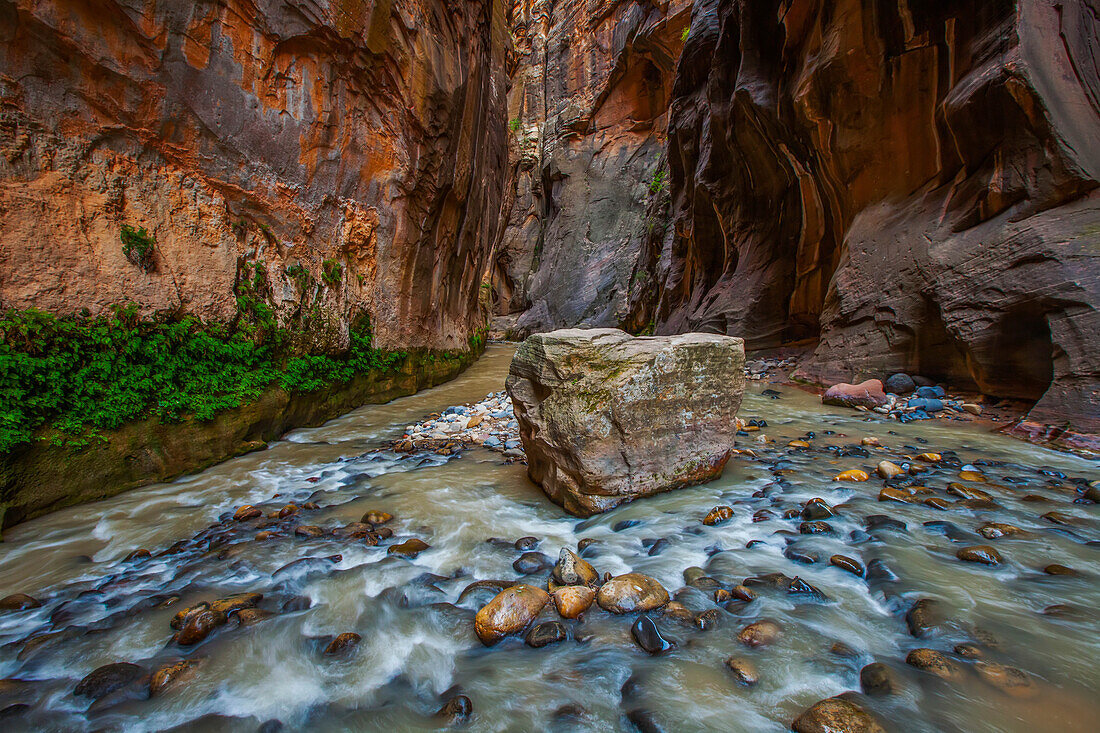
[0, 0, 510, 351]
[629, 0, 1100, 432]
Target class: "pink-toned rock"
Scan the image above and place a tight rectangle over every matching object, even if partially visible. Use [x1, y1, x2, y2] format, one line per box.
[822, 380, 888, 410]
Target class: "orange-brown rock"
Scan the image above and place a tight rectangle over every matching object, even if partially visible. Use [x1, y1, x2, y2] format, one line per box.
[474, 584, 550, 645]
[551, 586, 595, 619]
[0, 0, 508, 352]
[596, 573, 670, 614]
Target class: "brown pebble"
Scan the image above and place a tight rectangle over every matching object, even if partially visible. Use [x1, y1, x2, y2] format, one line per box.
[738, 619, 781, 647]
[956, 545, 1002, 565]
[725, 656, 758, 685]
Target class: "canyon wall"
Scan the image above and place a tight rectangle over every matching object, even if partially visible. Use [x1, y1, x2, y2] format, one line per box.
[626, 0, 1100, 432]
[492, 0, 690, 337]
[0, 0, 510, 351]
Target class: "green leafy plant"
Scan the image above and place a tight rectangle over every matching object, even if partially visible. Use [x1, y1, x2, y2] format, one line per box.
[322, 259, 344, 288]
[508, 117, 523, 133]
[120, 225, 156, 271]
[285, 263, 311, 292]
[648, 168, 668, 195]
[231, 218, 248, 237]
[0, 307, 409, 453]
[681, 27, 690, 42]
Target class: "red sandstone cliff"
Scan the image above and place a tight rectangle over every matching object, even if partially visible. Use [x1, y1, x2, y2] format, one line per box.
[0, 0, 510, 351]
[626, 0, 1100, 432]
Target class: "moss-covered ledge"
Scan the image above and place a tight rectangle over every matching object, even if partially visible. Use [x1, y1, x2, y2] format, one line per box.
[0, 346, 480, 533]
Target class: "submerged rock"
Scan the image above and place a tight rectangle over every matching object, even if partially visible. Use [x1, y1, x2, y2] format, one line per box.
[906, 648, 964, 681]
[323, 632, 362, 656]
[149, 660, 199, 696]
[435, 694, 472, 724]
[0, 594, 41, 611]
[526, 621, 566, 648]
[956, 546, 1003, 565]
[74, 663, 146, 700]
[724, 656, 759, 686]
[474, 585, 549, 645]
[506, 329, 745, 516]
[737, 619, 781, 647]
[388, 539, 430, 558]
[792, 695, 885, 733]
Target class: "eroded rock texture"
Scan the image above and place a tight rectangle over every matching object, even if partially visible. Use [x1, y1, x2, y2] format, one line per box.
[491, 0, 690, 337]
[630, 0, 1100, 431]
[0, 0, 509, 350]
[506, 328, 745, 516]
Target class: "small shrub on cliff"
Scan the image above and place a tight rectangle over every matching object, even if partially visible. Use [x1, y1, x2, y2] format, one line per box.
[120, 225, 156, 271]
[321, 259, 344, 288]
[648, 168, 668, 195]
[509, 117, 523, 133]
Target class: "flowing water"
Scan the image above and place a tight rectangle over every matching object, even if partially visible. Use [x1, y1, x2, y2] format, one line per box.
[0, 345, 1097, 732]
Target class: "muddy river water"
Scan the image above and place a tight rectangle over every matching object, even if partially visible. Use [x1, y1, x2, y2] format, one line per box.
[0, 345, 1097, 732]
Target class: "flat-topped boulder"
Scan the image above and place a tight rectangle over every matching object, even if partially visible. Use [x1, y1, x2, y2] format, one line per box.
[505, 328, 745, 516]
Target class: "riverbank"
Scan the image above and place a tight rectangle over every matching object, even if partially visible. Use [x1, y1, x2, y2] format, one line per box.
[0, 345, 1095, 732]
[0, 346, 482, 533]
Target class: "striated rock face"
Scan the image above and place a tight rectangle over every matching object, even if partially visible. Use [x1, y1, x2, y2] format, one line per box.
[633, 0, 1100, 432]
[491, 0, 690, 337]
[506, 328, 745, 516]
[0, 0, 510, 351]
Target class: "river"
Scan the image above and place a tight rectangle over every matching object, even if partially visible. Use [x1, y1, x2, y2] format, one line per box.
[0, 345, 1097, 732]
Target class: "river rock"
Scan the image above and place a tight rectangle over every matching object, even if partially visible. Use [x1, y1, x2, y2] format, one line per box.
[552, 586, 595, 618]
[631, 614, 674, 655]
[876, 461, 905, 479]
[725, 656, 758, 686]
[860, 662, 899, 696]
[885, 373, 916, 395]
[0, 594, 41, 611]
[977, 522, 1023, 539]
[905, 648, 964, 681]
[174, 609, 225, 645]
[210, 592, 262, 616]
[474, 584, 550, 645]
[596, 573, 669, 614]
[149, 660, 199, 696]
[830, 555, 865, 577]
[737, 619, 781, 647]
[513, 551, 552, 575]
[905, 598, 943, 637]
[323, 632, 361, 656]
[550, 548, 598, 588]
[957, 546, 1002, 565]
[822, 380, 888, 409]
[792, 696, 885, 733]
[388, 539, 430, 558]
[436, 694, 472, 724]
[233, 505, 262, 521]
[973, 662, 1037, 698]
[703, 506, 734, 526]
[75, 662, 146, 700]
[505, 329, 745, 516]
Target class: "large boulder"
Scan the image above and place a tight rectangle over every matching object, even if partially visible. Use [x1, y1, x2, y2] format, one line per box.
[506, 329, 745, 516]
